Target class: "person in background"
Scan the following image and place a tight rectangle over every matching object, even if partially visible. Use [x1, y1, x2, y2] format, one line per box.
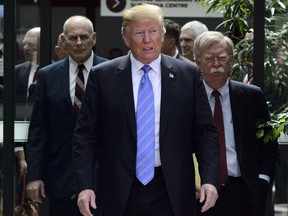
[14, 26, 41, 186]
[0, 84, 3, 103]
[180, 20, 208, 62]
[161, 19, 195, 65]
[194, 31, 278, 216]
[108, 47, 123, 59]
[26, 15, 107, 216]
[54, 32, 69, 60]
[73, 4, 220, 216]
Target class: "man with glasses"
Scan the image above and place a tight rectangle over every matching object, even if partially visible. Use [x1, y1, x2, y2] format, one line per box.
[194, 31, 278, 216]
[26, 15, 107, 216]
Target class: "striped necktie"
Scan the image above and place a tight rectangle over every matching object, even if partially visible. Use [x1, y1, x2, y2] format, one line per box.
[136, 65, 155, 185]
[74, 64, 85, 113]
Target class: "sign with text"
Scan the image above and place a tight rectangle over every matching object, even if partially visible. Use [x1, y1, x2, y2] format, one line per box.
[101, 0, 222, 17]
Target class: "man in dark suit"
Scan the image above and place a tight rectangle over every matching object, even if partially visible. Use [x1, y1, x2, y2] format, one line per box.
[161, 19, 194, 65]
[194, 31, 279, 216]
[26, 15, 107, 216]
[73, 4, 220, 216]
[14, 27, 41, 177]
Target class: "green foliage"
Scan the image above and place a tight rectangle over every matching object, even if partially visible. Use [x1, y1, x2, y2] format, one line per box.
[200, 0, 288, 141]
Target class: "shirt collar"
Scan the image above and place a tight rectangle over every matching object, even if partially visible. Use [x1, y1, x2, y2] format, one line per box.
[130, 53, 161, 75]
[203, 79, 229, 100]
[69, 52, 94, 74]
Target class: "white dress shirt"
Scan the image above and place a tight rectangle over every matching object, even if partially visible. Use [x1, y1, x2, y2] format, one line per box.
[69, 52, 94, 104]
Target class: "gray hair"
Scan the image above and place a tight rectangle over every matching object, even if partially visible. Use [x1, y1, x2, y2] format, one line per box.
[181, 20, 208, 38]
[193, 31, 234, 59]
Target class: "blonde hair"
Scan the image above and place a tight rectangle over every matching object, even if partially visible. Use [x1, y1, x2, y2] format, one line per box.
[121, 4, 165, 35]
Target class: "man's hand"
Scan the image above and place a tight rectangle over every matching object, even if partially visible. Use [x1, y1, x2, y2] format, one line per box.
[18, 159, 27, 176]
[77, 189, 97, 216]
[27, 180, 45, 203]
[199, 183, 218, 212]
[195, 185, 201, 200]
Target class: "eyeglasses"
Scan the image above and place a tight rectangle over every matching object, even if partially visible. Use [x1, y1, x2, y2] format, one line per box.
[202, 55, 230, 64]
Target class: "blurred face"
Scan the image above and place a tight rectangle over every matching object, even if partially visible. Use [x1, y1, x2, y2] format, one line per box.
[161, 35, 174, 56]
[54, 39, 68, 60]
[23, 30, 39, 62]
[122, 18, 164, 65]
[55, 44, 68, 60]
[179, 29, 195, 61]
[195, 40, 233, 89]
[62, 21, 96, 63]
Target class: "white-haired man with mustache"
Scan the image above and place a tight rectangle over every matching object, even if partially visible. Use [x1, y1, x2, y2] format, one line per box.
[194, 31, 278, 216]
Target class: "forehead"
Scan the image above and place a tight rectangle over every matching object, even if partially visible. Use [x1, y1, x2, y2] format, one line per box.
[130, 18, 161, 29]
[202, 40, 228, 54]
[23, 33, 37, 43]
[66, 21, 91, 35]
[180, 29, 195, 39]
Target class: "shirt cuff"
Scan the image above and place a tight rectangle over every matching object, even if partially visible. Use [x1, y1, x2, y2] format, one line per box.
[14, 146, 24, 152]
[259, 174, 270, 183]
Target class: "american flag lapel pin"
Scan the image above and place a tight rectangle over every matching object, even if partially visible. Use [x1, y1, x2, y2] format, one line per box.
[169, 73, 174, 79]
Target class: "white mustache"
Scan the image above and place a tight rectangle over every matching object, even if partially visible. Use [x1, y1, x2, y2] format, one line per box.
[211, 67, 225, 73]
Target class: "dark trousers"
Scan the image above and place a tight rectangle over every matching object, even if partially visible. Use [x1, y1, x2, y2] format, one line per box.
[49, 197, 83, 216]
[124, 167, 175, 216]
[196, 176, 253, 216]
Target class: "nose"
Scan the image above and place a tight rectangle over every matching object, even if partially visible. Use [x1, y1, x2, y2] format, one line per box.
[76, 36, 82, 45]
[142, 32, 150, 42]
[212, 57, 221, 65]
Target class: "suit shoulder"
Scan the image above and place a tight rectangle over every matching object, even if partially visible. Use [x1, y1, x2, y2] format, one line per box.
[94, 55, 108, 65]
[165, 55, 198, 72]
[229, 80, 263, 97]
[15, 61, 30, 70]
[40, 59, 66, 72]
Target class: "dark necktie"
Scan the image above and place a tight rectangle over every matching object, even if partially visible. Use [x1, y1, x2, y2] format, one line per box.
[136, 65, 155, 185]
[74, 64, 85, 112]
[212, 90, 228, 184]
[33, 66, 39, 82]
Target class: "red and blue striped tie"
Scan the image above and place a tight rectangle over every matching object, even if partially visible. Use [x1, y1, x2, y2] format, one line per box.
[74, 64, 85, 113]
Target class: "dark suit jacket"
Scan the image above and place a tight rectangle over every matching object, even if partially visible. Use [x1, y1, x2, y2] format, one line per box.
[14, 61, 34, 120]
[0, 84, 3, 103]
[228, 80, 278, 209]
[176, 52, 196, 66]
[26, 54, 107, 198]
[73, 54, 220, 216]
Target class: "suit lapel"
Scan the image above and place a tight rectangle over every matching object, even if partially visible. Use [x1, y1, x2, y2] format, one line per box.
[159, 55, 176, 138]
[115, 57, 137, 138]
[58, 59, 77, 117]
[229, 80, 246, 158]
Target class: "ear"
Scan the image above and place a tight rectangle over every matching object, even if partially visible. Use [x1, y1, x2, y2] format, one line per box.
[54, 46, 59, 56]
[93, 32, 97, 45]
[169, 38, 175, 48]
[122, 33, 130, 48]
[195, 58, 202, 69]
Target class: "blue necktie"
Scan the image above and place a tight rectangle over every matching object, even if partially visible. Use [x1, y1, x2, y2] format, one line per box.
[136, 65, 155, 185]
